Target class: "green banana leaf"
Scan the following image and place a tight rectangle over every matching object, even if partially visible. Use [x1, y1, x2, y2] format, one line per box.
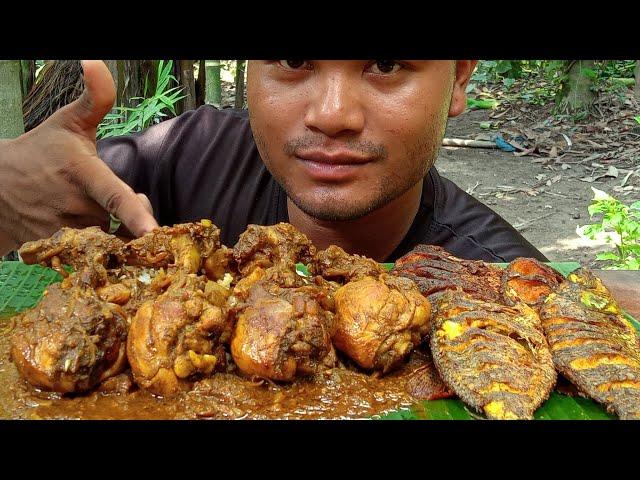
[0, 261, 63, 317]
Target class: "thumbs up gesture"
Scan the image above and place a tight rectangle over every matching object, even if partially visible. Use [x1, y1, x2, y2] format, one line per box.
[0, 60, 159, 255]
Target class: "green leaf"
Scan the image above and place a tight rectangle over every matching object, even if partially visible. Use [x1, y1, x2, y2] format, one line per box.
[596, 252, 620, 261]
[609, 212, 624, 228]
[96, 60, 185, 136]
[588, 204, 602, 217]
[467, 98, 497, 110]
[0, 262, 62, 314]
[634, 116, 640, 125]
[495, 61, 512, 74]
[626, 244, 640, 255]
[578, 224, 603, 238]
[624, 257, 640, 269]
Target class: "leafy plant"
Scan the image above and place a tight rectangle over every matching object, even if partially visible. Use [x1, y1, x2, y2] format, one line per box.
[34, 60, 47, 79]
[577, 188, 640, 270]
[470, 60, 636, 109]
[472, 60, 524, 83]
[97, 60, 185, 139]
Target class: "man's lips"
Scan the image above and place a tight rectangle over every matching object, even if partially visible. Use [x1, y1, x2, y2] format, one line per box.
[295, 150, 374, 165]
[294, 151, 374, 182]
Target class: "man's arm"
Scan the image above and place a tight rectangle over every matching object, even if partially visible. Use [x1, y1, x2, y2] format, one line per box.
[0, 60, 158, 255]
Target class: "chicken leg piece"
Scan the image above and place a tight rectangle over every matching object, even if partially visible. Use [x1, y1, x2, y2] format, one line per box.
[230, 280, 337, 382]
[232, 223, 317, 275]
[124, 220, 232, 280]
[126, 273, 233, 397]
[229, 258, 336, 382]
[19, 226, 125, 285]
[10, 275, 128, 393]
[312, 244, 385, 283]
[332, 273, 431, 372]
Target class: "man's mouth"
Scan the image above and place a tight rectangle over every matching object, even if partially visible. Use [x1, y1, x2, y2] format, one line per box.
[295, 150, 373, 165]
[294, 150, 374, 182]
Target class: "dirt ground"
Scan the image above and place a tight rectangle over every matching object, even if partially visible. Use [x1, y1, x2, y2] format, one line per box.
[439, 109, 640, 267]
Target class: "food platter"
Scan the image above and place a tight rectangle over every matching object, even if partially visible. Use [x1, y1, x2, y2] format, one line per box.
[2, 258, 636, 420]
[302, 260, 639, 420]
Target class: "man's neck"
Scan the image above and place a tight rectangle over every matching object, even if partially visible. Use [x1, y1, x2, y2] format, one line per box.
[287, 180, 423, 262]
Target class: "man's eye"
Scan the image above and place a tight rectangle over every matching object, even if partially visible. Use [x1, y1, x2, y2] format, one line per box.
[277, 60, 311, 70]
[367, 61, 403, 75]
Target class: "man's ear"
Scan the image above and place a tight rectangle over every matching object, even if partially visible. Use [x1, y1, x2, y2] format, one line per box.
[448, 60, 478, 118]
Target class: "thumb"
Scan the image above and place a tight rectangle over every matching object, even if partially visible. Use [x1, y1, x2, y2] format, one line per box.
[52, 60, 116, 136]
[79, 158, 159, 237]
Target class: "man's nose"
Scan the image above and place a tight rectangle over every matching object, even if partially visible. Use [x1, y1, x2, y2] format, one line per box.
[304, 74, 365, 137]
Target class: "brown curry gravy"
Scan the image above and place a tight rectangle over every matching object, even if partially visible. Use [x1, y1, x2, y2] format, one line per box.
[0, 320, 450, 419]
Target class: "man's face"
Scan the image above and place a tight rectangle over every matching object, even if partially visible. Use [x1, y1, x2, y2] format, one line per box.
[247, 60, 474, 221]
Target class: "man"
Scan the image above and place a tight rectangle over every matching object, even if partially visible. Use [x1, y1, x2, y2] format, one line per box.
[0, 60, 545, 262]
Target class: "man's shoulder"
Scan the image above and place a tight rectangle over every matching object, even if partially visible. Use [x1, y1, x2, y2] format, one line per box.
[165, 105, 253, 146]
[181, 105, 250, 123]
[99, 106, 255, 159]
[427, 168, 546, 262]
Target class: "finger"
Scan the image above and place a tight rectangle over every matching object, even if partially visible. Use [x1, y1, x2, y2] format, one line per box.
[136, 193, 154, 216]
[57, 198, 110, 229]
[49, 60, 116, 137]
[78, 157, 159, 237]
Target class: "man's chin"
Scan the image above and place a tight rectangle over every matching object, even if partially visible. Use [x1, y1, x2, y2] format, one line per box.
[287, 192, 386, 222]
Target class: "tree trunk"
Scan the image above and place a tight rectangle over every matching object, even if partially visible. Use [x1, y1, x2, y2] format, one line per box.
[141, 60, 159, 96]
[555, 60, 596, 115]
[205, 60, 222, 108]
[104, 60, 118, 84]
[635, 60, 640, 99]
[0, 61, 25, 260]
[20, 60, 35, 100]
[115, 60, 127, 107]
[104, 60, 121, 106]
[234, 60, 246, 109]
[0, 60, 25, 138]
[122, 60, 143, 108]
[116, 60, 158, 108]
[175, 60, 196, 114]
[195, 59, 206, 107]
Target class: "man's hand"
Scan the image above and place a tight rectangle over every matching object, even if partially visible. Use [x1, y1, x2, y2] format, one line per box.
[0, 60, 159, 255]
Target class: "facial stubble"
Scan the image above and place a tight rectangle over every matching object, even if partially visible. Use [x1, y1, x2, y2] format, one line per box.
[250, 92, 452, 223]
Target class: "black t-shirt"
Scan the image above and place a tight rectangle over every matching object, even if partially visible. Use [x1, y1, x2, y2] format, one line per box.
[97, 106, 546, 263]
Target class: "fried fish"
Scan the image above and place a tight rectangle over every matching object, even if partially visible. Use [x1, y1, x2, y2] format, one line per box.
[502, 257, 563, 308]
[539, 268, 640, 419]
[431, 290, 556, 419]
[392, 244, 503, 303]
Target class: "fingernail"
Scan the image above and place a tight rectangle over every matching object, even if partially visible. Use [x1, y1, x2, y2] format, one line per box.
[143, 220, 159, 234]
